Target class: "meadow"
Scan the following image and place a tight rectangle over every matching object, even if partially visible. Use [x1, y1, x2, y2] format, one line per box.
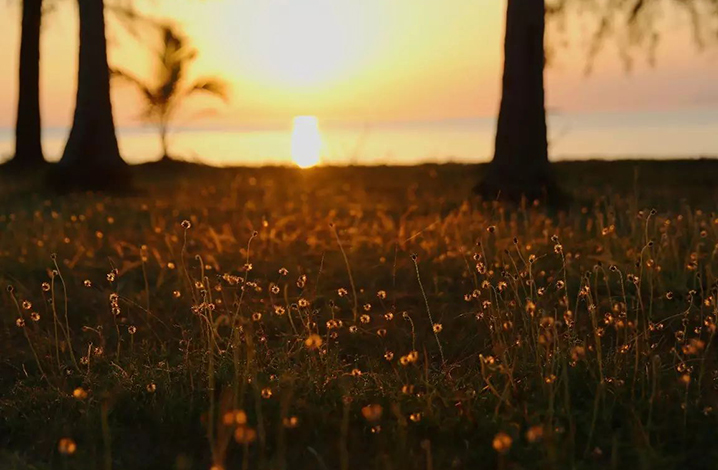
[1, 159, 718, 470]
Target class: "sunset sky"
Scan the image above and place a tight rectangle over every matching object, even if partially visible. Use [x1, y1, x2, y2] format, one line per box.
[1, 0, 718, 131]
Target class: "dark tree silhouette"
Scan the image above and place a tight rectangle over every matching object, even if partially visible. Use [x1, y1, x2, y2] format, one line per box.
[476, 0, 558, 203]
[9, 0, 45, 169]
[477, 0, 718, 204]
[51, 0, 128, 189]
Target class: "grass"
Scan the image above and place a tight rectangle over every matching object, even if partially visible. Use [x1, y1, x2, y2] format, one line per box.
[1, 159, 718, 470]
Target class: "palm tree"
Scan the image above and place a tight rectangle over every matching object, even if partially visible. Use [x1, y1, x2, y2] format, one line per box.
[112, 24, 228, 161]
[51, 0, 127, 190]
[8, 0, 45, 169]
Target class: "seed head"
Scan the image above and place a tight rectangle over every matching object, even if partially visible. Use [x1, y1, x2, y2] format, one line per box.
[58, 438, 77, 455]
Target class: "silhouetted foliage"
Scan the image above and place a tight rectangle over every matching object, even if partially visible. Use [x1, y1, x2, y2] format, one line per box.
[478, 0, 718, 205]
[112, 23, 228, 161]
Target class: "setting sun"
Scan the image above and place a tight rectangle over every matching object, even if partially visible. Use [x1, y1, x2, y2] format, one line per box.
[291, 116, 322, 168]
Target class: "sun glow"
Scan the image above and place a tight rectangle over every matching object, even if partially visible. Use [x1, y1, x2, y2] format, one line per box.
[232, 0, 372, 88]
[291, 116, 322, 168]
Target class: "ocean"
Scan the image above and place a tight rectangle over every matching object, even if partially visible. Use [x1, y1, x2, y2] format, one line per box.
[1, 108, 717, 166]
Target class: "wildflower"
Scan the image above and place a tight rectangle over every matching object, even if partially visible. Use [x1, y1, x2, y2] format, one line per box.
[384, 351, 394, 361]
[351, 368, 362, 377]
[30, 312, 40, 322]
[360, 314, 371, 324]
[526, 425, 544, 443]
[377, 328, 387, 337]
[173, 290, 181, 298]
[73, 387, 88, 400]
[492, 432, 512, 454]
[234, 425, 257, 444]
[167, 262, 176, 270]
[180, 220, 191, 229]
[409, 412, 422, 422]
[283, 416, 299, 428]
[361, 404, 383, 422]
[222, 411, 237, 426]
[261, 388, 273, 399]
[252, 312, 262, 322]
[146, 383, 156, 393]
[349, 325, 358, 333]
[15, 318, 25, 328]
[58, 438, 77, 455]
[682, 339, 705, 355]
[270, 284, 280, 295]
[128, 326, 137, 335]
[83, 280, 92, 288]
[304, 334, 323, 350]
[278, 267, 288, 276]
[22, 300, 32, 310]
[377, 290, 387, 299]
[230, 410, 248, 425]
[363, 303, 372, 311]
[298, 298, 309, 308]
[384, 312, 394, 321]
[296, 275, 307, 288]
[338, 288, 348, 297]
[571, 346, 586, 362]
[106, 272, 115, 282]
[432, 323, 443, 333]
[41, 282, 51, 292]
[274, 305, 286, 316]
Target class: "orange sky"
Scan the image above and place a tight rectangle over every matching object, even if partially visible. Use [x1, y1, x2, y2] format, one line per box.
[1, 0, 717, 129]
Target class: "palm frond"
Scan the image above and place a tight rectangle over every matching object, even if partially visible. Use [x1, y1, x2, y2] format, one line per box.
[111, 68, 159, 107]
[185, 78, 230, 103]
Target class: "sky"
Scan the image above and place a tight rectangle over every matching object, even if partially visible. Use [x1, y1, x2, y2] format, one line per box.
[1, 0, 718, 131]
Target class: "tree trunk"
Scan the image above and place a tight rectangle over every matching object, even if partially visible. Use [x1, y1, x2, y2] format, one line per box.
[11, 0, 45, 168]
[476, 0, 563, 204]
[159, 120, 170, 160]
[53, 0, 128, 189]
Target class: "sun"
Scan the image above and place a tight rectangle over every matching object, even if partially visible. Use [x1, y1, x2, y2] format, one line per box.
[215, 0, 373, 88]
[291, 116, 322, 168]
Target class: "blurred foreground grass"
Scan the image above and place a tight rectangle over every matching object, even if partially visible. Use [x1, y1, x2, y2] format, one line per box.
[1, 160, 718, 470]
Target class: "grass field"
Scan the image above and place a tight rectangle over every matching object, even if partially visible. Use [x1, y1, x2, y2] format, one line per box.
[1, 160, 718, 470]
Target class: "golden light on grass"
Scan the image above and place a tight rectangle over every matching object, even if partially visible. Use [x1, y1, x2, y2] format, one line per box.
[291, 116, 322, 168]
